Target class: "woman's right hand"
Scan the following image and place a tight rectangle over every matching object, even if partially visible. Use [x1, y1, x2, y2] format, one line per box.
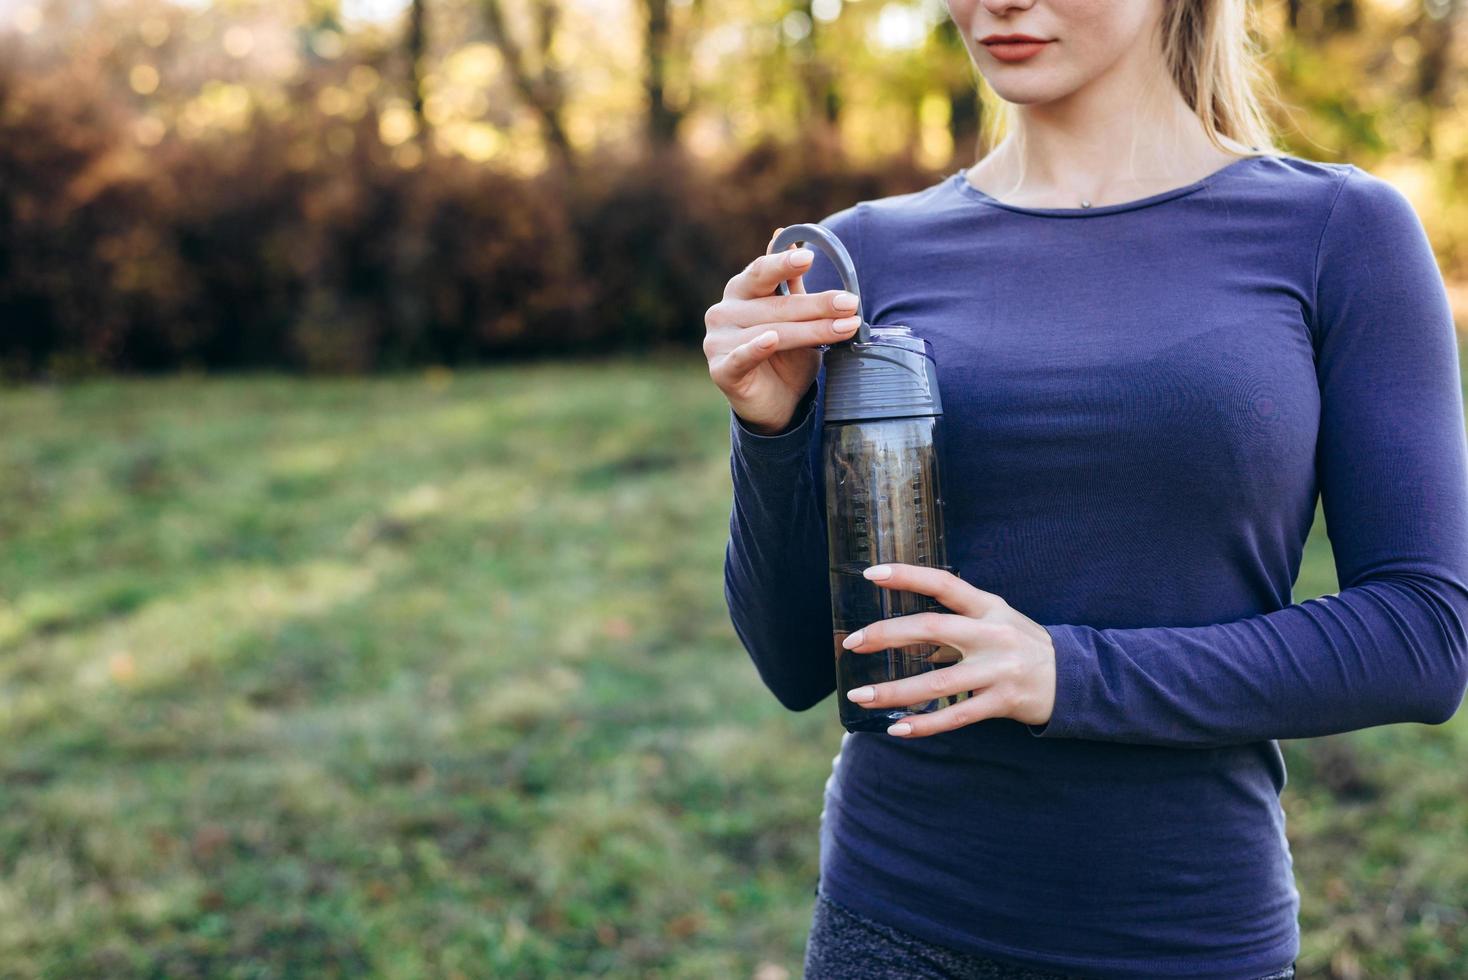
[704, 226, 863, 435]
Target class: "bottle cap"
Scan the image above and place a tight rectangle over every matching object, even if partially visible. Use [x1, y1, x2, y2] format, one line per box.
[822, 325, 942, 422]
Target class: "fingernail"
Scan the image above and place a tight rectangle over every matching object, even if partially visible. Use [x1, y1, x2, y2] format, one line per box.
[756, 330, 777, 347]
[842, 629, 864, 649]
[834, 316, 859, 333]
[887, 722, 912, 736]
[833, 291, 858, 311]
[864, 565, 892, 580]
[848, 686, 874, 702]
[788, 249, 813, 265]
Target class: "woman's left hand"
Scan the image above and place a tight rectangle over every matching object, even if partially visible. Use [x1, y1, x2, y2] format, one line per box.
[842, 563, 1058, 737]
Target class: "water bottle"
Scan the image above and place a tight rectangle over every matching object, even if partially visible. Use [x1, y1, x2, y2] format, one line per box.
[771, 223, 970, 733]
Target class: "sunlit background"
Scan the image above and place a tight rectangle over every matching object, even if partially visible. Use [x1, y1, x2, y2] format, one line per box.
[2, 0, 1467, 977]
[1, 0, 1467, 372]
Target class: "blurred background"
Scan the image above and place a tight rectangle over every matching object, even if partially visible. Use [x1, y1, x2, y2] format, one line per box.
[1, 0, 1466, 976]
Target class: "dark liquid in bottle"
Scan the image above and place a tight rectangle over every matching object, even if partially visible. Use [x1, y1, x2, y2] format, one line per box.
[831, 568, 968, 733]
[824, 414, 965, 733]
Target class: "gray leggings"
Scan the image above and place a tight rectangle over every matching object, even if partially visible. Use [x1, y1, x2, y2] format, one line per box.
[803, 887, 1297, 980]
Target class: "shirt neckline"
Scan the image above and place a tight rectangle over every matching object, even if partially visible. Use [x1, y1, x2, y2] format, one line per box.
[950, 154, 1266, 218]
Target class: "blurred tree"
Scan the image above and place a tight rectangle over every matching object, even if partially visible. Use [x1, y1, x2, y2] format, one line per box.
[643, 0, 682, 146]
[934, 19, 984, 168]
[1412, 0, 1460, 155]
[1323, 0, 1359, 32]
[795, 0, 841, 133]
[408, 0, 429, 146]
[640, 0, 712, 149]
[483, 0, 575, 170]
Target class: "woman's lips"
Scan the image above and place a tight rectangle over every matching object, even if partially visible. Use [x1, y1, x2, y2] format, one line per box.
[983, 40, 1052, 62]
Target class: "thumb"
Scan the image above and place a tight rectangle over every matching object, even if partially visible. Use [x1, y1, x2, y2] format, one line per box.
[767, 227, 808, 296]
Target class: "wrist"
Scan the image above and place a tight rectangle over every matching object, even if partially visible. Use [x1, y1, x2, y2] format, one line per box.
[739, 413, 796, 437]
[733, 381, 819, 439]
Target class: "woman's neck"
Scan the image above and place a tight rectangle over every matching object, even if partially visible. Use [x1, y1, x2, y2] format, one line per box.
[967, 71, 1258, 210]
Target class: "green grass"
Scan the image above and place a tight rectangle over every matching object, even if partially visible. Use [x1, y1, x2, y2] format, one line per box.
[1, 359, 1465, 978]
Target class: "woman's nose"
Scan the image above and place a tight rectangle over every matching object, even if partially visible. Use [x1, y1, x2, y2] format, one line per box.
[978, 0, 1038, 18]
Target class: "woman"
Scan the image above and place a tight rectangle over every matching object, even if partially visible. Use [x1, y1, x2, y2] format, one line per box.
[705, 0, 1468, 973]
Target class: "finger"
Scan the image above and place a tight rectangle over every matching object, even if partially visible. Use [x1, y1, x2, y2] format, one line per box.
[729, 244, 816, 300]
[847, 661, 982, 708]
[885, 687, 1010, 738]
[841, 611, 989, 655]
[725, 289, 860, 328]
[718, 314, 861, 353]
[848, 655, 1004, 711]
[862, 563, 1003, 619]
[766, 227, 811, 296]
[708, 327, 783, 387]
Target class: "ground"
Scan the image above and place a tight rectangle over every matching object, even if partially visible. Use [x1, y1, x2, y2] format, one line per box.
[1, 358, 1464, 978]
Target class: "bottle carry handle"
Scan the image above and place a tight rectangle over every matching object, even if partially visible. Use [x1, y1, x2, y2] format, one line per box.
[771, 223, 871, 345]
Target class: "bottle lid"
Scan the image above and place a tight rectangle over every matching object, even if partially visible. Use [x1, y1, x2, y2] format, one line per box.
[823, 325, 942, 422]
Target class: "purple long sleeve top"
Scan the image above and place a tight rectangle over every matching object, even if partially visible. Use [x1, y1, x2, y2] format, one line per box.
[722, 154, 1468, 978]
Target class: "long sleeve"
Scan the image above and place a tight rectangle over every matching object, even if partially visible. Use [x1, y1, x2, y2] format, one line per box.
[723, 205, 863, 711]
[1031, 166, 1468, 748]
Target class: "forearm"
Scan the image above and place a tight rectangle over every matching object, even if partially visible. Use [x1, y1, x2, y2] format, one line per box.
[1031, 568, 1468, 748]
[723, 385, 837, 711]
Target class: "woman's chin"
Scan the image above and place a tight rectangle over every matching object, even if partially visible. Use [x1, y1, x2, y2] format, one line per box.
[981, 82, 1070, 106]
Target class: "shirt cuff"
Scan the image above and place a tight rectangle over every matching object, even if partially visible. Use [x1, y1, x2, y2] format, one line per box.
[728, 381, 819, 460]
[1026, 624, 1087, 739]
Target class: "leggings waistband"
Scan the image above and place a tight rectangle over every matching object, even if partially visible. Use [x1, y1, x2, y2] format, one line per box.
[804, 887, 1296, 980]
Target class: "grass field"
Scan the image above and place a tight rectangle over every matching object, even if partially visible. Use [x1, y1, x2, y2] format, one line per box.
[1, 359, 1465, 979]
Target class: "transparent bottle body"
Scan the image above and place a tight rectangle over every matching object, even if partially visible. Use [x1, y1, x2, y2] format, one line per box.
[823, 415, 968, 733]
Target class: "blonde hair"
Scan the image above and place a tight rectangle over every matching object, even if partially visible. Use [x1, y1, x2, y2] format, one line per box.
[975, 0, 1284, 179]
